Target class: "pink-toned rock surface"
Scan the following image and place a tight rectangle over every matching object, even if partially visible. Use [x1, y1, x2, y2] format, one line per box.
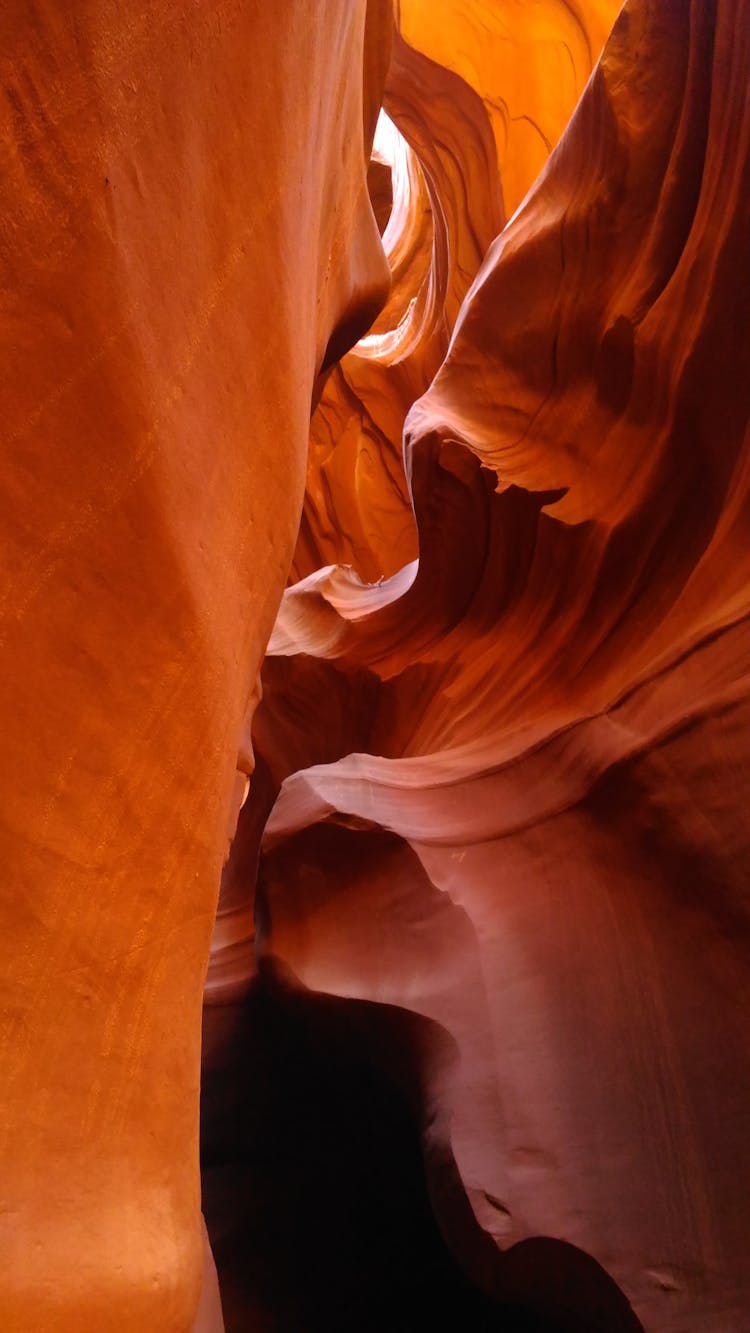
[203, 0, 750, 1328]
[3, 0, 749, 1328]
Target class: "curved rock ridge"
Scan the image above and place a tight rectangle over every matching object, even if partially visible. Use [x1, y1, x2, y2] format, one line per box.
[248, 1, 750, 1329]
[0, 2, 392, 1330]
[292, 0, 622, 587]
[396, 0, 623, 218]
[292, 26, 505, 584]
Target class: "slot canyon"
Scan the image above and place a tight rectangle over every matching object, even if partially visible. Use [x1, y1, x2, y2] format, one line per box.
[1, 1, 749, 1329]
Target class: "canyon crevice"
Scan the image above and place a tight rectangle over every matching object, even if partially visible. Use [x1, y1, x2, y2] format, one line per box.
[2, 1, 748, 1330]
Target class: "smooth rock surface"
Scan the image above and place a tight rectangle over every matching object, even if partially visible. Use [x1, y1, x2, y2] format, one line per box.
[239, 1, 750, 1328]
[0, 3, 390, 1329]
[3, 0, 749, 1329]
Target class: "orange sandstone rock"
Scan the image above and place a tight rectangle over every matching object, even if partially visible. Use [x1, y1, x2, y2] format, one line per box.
[396, 0, 622, 217]
[249, 0, 750, 1328]
[4, 0, 749, 1328]
[0, 3, 390, 1330]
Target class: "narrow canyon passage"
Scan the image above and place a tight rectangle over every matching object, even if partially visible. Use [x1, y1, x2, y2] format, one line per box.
[2, 0, 749, 1330]
[201, 1, 750, 1327]
[201, 967, 513, 1332]
[201, 960, 642, 1332]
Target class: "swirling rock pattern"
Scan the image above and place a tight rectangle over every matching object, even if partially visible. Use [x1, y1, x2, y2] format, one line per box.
[3, 0, 749, 1328]
[236, 0, 750, 1329]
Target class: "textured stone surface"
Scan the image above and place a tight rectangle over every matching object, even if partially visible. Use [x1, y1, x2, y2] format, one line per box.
[4, 0, 749, 1329]
[231, 1, 750, 1328]
[0, 3, 390, 1329]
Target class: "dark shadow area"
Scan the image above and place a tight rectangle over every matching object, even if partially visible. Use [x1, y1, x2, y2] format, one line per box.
[201, 958, 643, 1333]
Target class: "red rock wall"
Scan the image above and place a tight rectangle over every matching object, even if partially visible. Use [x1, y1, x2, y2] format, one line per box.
[209, 0, 750, 1328]
[3, 0, 749, 1329]
[0, 3, 390, 1329]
